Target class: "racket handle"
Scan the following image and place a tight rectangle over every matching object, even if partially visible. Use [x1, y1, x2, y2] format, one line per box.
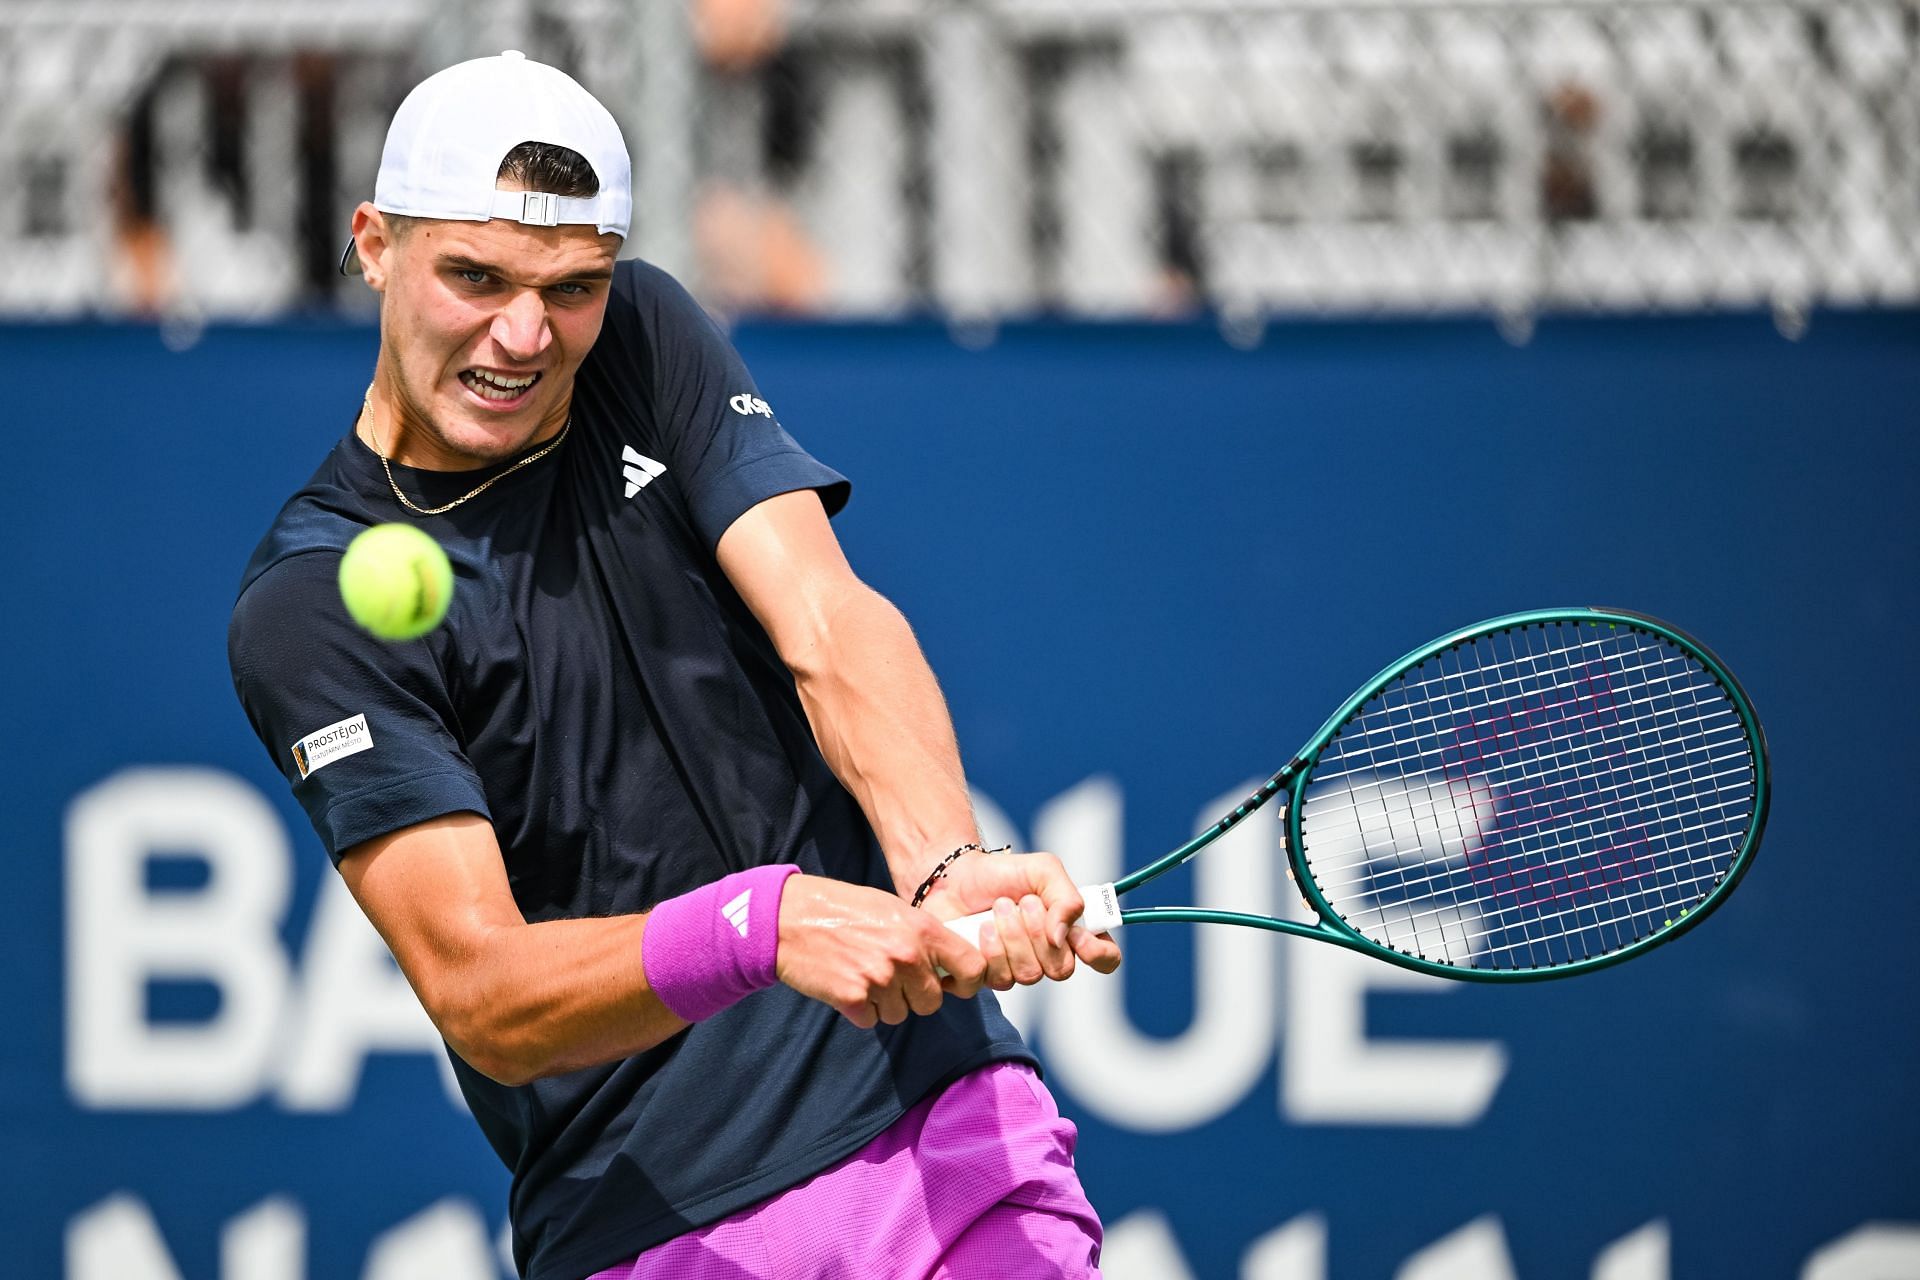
[942, 882, 1124, 951]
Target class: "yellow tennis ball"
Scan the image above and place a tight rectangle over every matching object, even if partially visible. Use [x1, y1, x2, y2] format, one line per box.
[338, 523, 454, 641]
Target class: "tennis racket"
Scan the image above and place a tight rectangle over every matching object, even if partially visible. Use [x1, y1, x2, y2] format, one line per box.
[949, 608, 1768, 981]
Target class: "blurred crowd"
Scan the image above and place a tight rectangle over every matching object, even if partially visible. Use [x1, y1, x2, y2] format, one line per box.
[0, 0, 1912, 321]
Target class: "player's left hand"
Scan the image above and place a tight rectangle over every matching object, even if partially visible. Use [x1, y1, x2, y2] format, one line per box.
[920, 851, 1122, 990]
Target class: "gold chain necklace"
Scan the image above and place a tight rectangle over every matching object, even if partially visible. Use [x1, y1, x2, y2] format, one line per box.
[361, 387, 570, 517]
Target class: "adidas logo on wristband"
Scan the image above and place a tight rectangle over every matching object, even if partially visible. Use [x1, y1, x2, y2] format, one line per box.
[721, 889, 752, 938]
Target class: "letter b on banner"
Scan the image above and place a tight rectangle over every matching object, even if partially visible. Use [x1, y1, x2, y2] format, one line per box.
[66, 768, 293, 1107]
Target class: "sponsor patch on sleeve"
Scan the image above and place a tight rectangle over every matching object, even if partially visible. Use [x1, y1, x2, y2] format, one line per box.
[291, 713, 373, 779]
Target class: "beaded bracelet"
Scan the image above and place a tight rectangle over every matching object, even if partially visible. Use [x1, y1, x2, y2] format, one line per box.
[910, 842, 1012, 907]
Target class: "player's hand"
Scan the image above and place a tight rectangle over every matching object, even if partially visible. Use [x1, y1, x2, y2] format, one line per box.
[775, 874, 988, 1028]
[920, 851, 1123, 991]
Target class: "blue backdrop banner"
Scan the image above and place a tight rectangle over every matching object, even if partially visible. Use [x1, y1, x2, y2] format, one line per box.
[1, 311, 1915, 1279]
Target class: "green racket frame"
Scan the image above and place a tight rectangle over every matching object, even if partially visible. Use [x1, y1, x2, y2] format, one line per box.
[1107, 607, 1770, 981]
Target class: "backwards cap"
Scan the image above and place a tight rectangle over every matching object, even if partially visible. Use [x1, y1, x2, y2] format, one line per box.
[340, 50, 632, 274]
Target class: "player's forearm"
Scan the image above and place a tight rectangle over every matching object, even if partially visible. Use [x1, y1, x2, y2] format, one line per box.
[346, 816, 785, 1087]
[786, 582, 982, 895]
[428, 914, 689, 1085]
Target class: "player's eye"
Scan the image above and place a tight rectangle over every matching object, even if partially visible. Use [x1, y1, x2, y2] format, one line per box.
[453, 268, 491, 286]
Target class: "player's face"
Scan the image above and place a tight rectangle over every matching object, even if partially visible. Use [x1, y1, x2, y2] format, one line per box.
[357, 201, 621, 469]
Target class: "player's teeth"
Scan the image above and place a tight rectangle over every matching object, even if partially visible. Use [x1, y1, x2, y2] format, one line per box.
[468, 370, 534, 388]
[463, 370, 535, 398]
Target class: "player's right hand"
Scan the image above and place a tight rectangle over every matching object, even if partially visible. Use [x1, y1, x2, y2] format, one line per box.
[775, 874, 988, 1028]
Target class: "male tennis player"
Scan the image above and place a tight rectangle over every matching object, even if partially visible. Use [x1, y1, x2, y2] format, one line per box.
[228, 50, 1116, 1280]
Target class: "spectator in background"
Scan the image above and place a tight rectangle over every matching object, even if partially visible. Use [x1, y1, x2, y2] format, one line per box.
[1543, 81, 1600, 222]
[693, 0, 828, 313]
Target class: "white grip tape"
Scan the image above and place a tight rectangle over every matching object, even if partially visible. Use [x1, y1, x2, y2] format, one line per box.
[1080, 882, 1124, 933]
[942, 882, 1123, 952]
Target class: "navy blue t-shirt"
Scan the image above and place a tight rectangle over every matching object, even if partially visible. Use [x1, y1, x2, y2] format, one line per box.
[228, 260, 1031, 1280]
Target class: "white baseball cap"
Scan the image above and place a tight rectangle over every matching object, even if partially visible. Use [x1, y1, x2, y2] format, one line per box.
[340, 50, 632, 274]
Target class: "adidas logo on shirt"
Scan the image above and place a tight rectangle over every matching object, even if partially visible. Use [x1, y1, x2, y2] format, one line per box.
[721, 889, 752, 938]
[622, 445, 666, 498]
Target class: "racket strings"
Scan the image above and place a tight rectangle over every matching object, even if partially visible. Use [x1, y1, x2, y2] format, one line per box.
[1435, 627, 1740, 965]
[1311, 660, 1749, 866]
[1317, 817, 1741, 955]
[1305, 705, 1748, 812]
[1310, 685, 1744, 785]
[1324, 867, 1730, 965]
[1297, 622, 1756, 972]
[1308, 789, 1754, 903]
[1407, 626, 1739, 968]
[1306, 636, 1725, 762]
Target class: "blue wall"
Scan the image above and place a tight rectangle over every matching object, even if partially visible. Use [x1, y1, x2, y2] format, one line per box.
[2, 311, 1916, 1278]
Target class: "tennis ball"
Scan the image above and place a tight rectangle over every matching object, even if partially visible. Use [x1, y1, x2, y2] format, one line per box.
[338, 523, 454, 641]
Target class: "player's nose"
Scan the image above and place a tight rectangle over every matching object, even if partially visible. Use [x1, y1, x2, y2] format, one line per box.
[490, 289, 553, 362]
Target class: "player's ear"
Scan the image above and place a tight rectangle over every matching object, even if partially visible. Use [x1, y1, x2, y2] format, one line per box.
[351, 203, 396, 291]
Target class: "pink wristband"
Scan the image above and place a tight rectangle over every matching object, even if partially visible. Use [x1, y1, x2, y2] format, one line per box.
[642, 864, 799, 1023]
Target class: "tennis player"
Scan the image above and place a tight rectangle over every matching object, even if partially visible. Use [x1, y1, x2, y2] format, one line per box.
[228, 50, 1116, 1280]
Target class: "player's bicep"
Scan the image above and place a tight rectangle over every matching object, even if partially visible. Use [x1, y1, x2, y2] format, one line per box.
[716, 488, 868, 666]
[336, 811, 523, 1027]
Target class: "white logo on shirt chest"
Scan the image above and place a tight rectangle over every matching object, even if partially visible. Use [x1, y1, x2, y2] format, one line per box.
[622, 445, 667, 499]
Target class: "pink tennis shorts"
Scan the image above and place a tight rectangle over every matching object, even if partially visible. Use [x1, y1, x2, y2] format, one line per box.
[589, 1061, 1103, 1279]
